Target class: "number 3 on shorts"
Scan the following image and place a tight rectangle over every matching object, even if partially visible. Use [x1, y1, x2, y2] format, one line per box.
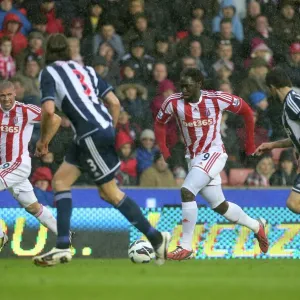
[86, 159, 97, 172]
[202, 153, 210, 161]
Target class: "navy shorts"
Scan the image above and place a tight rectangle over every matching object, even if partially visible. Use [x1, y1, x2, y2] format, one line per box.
[65, 132, 120, 185]
[292, 173, 300, 194]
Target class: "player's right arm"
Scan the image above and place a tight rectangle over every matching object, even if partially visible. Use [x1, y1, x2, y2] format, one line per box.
[154, 97, 174, 160]
[255, 138, 293, 156]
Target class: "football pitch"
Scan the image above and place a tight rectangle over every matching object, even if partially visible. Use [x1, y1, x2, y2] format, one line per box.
[1, 259, 300, 300]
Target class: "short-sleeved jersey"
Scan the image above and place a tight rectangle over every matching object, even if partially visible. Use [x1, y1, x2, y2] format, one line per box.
[156, 90, 243, 158]
[282, 90, 300, 153]
[0, 101, 41, 164]
[39, 60, 114, 139]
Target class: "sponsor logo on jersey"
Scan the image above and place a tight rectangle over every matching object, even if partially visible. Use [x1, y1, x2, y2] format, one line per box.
[0, 125, 19, 133]
[157, 110, 164, 119]
[13, 117, 18, 124]
[205, 108, 211, 116]
[232, 97, 240, 107]
[182, 118, 213, 127]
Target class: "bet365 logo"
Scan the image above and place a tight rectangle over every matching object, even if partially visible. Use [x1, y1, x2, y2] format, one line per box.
[0, 125, 19, 133]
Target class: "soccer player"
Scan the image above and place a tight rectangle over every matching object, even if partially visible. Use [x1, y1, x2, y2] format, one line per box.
[33, 34, 170, 266]
[255, 68, 300, 214]
[154, 68, 269, 260]
[0, 80, 59, 252]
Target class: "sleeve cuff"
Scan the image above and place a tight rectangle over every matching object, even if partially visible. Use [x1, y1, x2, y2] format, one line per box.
[41, 97, 56, 104]
[101, 86, 114, 99]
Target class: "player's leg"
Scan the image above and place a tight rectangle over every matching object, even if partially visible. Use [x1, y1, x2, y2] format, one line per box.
[200, 185, 269, 253]
[9, 180, 57, 235]
[286, 174, 300, 213]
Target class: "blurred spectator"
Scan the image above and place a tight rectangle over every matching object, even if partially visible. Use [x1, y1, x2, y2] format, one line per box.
[191, 1, 212, 34]
[93, 55, 120, 88]
[32, 151, 57, 175]
[116, 109, 141, 142]
[177, 18, 214, 58]
[167, 134, 188, 172]
[243, 0, 261, 35]
[120, 60, 138, 84]
[83, 0, 105, 38]
[123, 13, 156, 54]
[270, 149, 297, 186]
[31, 166, 53, 192]
[173, 166, 187, 187]
[0, 12, 27, 56]
[273, 1, 300, 51]
[68, 37, 83, 65]
[171, 55, 197, 81]
[152, 35, 177, 75]
[0, 36, 15, 79]
[218, 80, 233, 93]
[136, 129, 158, 175]
[30, 14, 48, 37]
[116, 82, 150, 129]
[245, 155, 275, 186]
[69, 18, 84, 40]
[212, 57, 234, 84]
[278, 43, 300, 88]
[188, 39, 209, 77]
[213, 18, 242, 56]
[238, 58, 269, 103]
[151, 79, 178, 148]
[16, 31, 44, 72]
[115, 130, 137, 186]
[121, 39, 154, 83]
[212, 0, 244, 42]
[40, 0, 64, 34]
[0, 0, 31, 35]
[244, 38, 273, 68]
[147, 62, 169, 100]
[139, 152, 176, 187]
[10, 75, 39, 105]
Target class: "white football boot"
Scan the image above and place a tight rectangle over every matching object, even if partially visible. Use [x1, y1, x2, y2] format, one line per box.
[154, 232, 171, 265]
[33, 248, 72, 267]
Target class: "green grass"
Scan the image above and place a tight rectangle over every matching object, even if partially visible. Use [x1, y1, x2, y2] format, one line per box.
[1, 259, 300, 300]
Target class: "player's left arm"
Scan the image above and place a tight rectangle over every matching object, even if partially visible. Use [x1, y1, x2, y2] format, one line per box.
[225, 95, 256, 155]
[104, 91, 120, 128]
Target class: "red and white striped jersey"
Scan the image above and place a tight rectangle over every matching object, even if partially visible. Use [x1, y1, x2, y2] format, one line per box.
[156, 90, 243, 158]
[0, 101, 41, 164]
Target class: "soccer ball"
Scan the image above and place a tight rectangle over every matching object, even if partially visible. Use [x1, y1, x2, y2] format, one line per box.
[128, 240, 155, 263]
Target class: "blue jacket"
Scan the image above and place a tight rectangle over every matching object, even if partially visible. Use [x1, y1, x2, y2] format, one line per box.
[212, 0, 244, 42]
[0, 8, 31, 35]
[136, 147, 158, 175]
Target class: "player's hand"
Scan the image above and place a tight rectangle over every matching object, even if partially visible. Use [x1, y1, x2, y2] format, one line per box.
[254, 142, 274, 156]
[35, 139, 49, 157]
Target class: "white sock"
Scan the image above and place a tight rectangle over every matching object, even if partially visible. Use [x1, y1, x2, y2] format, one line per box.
[35, 205, 58, 235]
[180, 201, 198, 251]
[223, 202, 259, 233]
[0, 221, 3, 238]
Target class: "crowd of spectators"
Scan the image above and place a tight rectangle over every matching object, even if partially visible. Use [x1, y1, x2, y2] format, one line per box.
[2, 0, 300, 189]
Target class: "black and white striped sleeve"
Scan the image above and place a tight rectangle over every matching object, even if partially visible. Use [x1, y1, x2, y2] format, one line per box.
[286, 94, 300, 120]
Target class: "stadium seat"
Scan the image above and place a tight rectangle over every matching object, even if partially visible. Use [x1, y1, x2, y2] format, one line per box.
[271, 148, 286, 164]
[229, 168, 254, 186]
[220, 170, 228, 185]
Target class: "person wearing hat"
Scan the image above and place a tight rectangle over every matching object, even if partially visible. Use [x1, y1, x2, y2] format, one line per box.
[0, 0, 31, 35]
[121, 38, 155, 83]
[239, 57, 269, 103]
[136, 129, 159, 175]
[31, 14, 48, 37]
[140, 151, 176, 187]
[270, 149, 297, 186]
[16, 31, 45, 72]
[249, 91, 268, 111]
[278, 42, 300, 88]
[123, 12, 155, 54]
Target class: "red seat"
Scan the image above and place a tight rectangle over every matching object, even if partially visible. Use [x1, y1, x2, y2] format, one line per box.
[220, 170, 228, 185]
[229, 168, 254, 186]
[271, 148, 286, 164]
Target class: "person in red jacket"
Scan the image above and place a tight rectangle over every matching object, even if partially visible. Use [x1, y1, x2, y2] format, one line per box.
[115, 130, 137, 186]
[40, 0, 64, 34]
[0, 12, 27, 56]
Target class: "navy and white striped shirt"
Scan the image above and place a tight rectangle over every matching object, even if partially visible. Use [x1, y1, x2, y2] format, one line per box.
[282, 90, 300, 152]
[39, 60, 114, 139]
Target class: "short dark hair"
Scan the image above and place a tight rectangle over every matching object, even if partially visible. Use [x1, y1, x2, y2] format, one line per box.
[0, 36, 11, 45]
[220, 18, 232, 25]
[181, 68, 204, 84]
[45, 34, 71, 65]
[266, 68, 292, 88]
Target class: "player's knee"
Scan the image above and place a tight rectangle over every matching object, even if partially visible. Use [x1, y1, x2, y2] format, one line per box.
[287, 197, 300, 214]
[25, 202, 40, 215]
[98, 187, 124, 206]
[213, 201, 228, 215]
[180, 187, 195, 202]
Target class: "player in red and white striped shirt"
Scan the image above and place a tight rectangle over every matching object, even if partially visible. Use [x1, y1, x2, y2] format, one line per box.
[154, 68, 269, 260]
[0, 81, 60, 252]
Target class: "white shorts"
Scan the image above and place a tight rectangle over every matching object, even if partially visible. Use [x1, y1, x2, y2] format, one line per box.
[186, 152, 228, 186]
[0, 161, 33, 194]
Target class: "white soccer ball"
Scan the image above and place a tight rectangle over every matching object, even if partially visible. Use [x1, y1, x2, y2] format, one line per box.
[128, 240, 155, 263]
